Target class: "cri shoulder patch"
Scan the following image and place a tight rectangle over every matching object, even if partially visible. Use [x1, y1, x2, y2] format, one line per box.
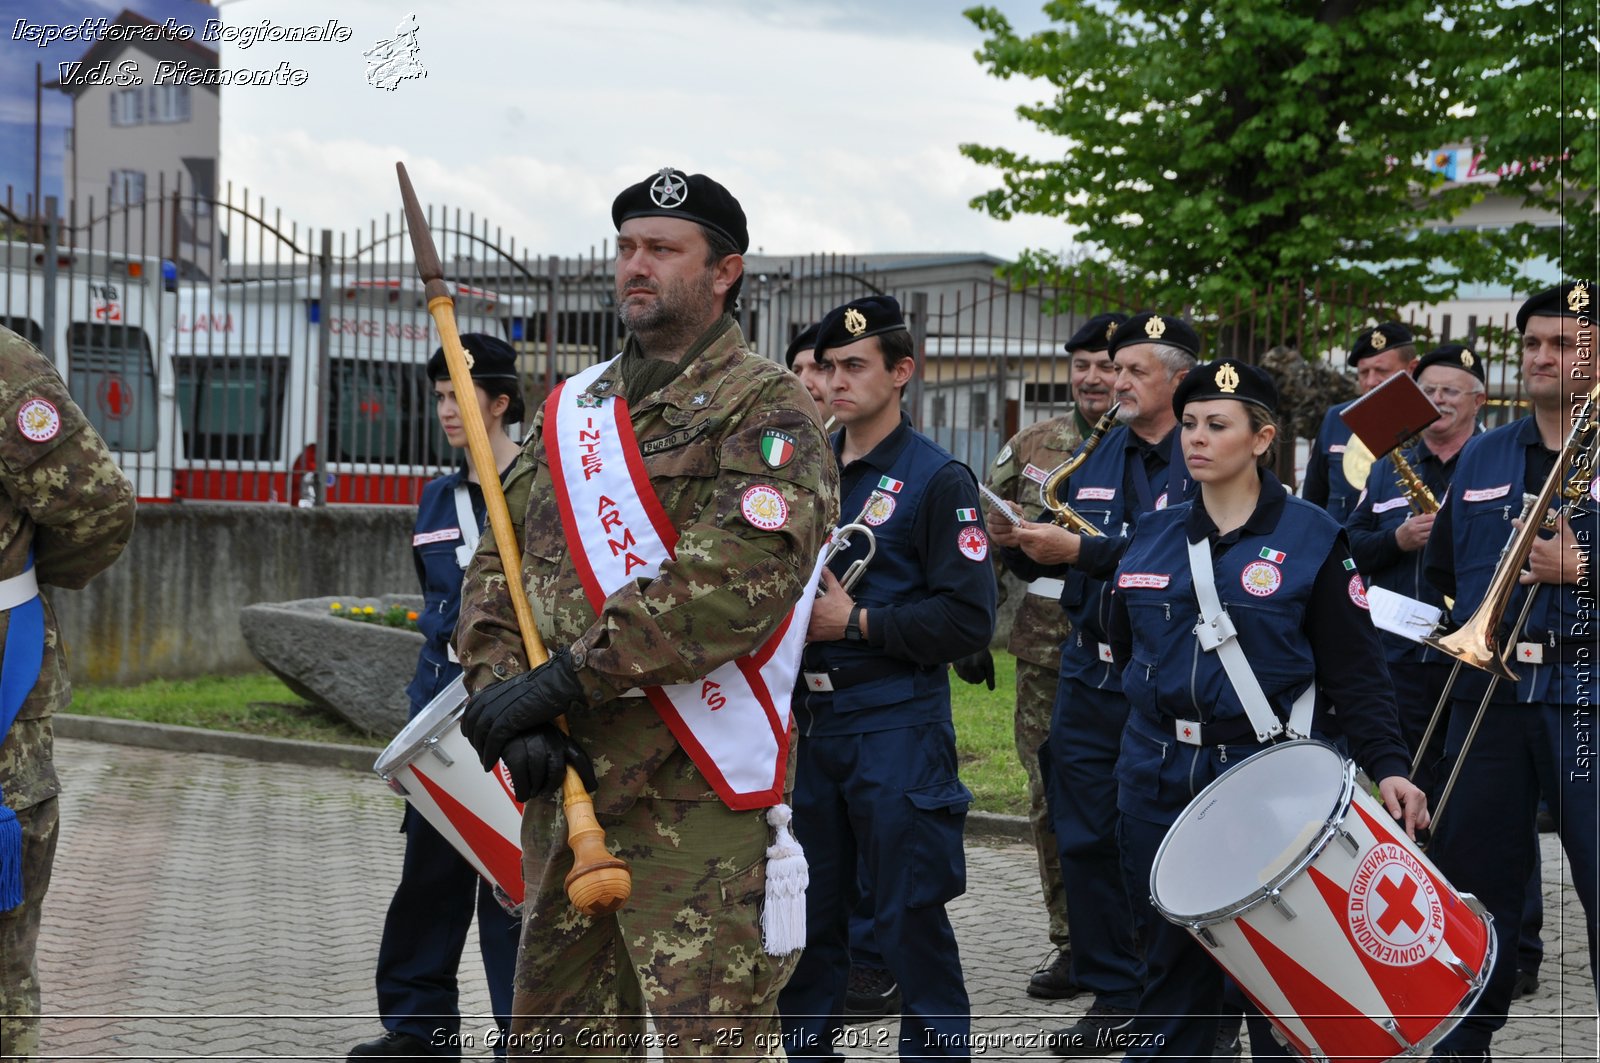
[17, 397, 60, 443]
[740, 484, 789, 531]
[958, 525, 989, 561]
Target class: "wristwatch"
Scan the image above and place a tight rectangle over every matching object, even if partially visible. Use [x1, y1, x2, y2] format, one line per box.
[845, 603, 865, 642]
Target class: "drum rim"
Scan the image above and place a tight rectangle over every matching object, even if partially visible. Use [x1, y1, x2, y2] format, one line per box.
[373, 674, 470, 778]
[1149, 738, 1355, 928]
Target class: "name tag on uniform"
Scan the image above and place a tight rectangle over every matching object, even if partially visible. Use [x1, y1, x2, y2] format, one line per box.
[1329, 444, 1347, 454]
[1462, 483, 1512, 503]
[413, 527, 462, 546]
[1077, 487, 1116, 501]
[1022, 463, 1050, 485]
[1372, 497, 1411, 514]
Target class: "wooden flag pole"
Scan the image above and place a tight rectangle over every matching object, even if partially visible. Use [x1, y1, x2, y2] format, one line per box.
[397, 162, 630, 916]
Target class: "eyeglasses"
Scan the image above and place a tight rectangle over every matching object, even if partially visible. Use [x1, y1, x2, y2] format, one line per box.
[1420, 385, 1475, 401]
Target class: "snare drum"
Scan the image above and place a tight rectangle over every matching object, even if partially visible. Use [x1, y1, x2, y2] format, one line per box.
[374, 675, 526, 914]
[1150, 740, 1495, 1061]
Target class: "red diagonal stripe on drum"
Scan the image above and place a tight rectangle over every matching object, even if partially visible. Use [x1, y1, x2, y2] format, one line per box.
[1351, 803, 1491, 972]
[1308, 865, 1462, 1047]
[1237, 916, 1402, 1063]
[413, 764, 525, 906]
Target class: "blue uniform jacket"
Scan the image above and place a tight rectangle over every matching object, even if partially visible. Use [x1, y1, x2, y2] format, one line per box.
[406, 467, 486, 714]
[796, 414, 997, 736]
[1303, 401, 1363, 523]
[1002, 423, 1191, 690]
[1424, 416, 1598, 705]
[1345, 440, 1460, 666]
[1109, 471, 1410, 824]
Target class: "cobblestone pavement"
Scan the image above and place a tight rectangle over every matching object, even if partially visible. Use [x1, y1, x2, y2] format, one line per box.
[32, 739, 1599, 1060]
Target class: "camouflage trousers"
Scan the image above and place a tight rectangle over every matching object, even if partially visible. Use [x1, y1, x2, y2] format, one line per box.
[1014, 659, 1069, 949]
[0, 795, 60, 1061]
[506, 796, 797, 1061]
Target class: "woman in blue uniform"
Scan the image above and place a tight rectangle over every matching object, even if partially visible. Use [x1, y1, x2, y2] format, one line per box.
[1104, 359, 1429, 1060]
[349, 334, 525, 1061]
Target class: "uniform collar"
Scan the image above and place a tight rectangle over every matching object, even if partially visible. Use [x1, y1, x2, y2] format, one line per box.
[615, 318, 748, 419]
[1185, 468, 1288, 544]
[1516, 414, 1545, 449]
[1126, 423, 1178, 458]
[835, 410, 914, 472]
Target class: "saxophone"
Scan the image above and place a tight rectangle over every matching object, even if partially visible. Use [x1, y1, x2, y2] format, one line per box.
[1039, 404, 1122, 537]
[1391, 445, 1438, 514]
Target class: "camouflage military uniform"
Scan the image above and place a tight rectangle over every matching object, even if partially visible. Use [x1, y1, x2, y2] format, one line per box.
[457, 317, 837, 1059]
[0, 327, 136, 1059]
[985, 410, 1088, 951]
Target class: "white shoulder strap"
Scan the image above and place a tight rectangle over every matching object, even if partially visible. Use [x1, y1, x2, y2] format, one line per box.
[1185, 536, 1315, 742]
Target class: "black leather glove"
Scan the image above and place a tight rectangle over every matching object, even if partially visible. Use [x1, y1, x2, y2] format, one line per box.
[462, 651, 588, 770]
[952, 649, 996, 690]
[498, 724, 598, 802]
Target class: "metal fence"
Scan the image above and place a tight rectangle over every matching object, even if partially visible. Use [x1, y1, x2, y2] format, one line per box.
[0, 183, 1532, 505]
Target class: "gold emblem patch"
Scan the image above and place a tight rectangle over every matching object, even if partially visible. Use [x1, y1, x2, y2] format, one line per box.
[1370, 329, 1388, 350]
[1570, 281, 1591, 314]
[1145, 316, 1167, 340]
[1461, 350, 1475, 367]
[1216, 364, 1240, 393]
[1105, 321, 1118, 341]
[844, 308, 867, 337]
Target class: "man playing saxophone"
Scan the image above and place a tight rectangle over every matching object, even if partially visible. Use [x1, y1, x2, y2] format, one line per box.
[1422, 283, 1597, 1062]
[1345, 342, 1486, 793]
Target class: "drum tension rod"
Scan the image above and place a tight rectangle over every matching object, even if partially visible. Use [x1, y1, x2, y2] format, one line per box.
[1381, 1017, 1414, 1051]
[1196, 926, 1221, 949]
[1336, 829, 1360, 858]
[1268, 888, 1297, 920]
[425, 734, 455, 767]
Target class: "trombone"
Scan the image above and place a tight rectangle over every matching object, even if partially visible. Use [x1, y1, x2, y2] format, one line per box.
[1418, 382, 1600, 831]
[1039, 403, 1122, 536]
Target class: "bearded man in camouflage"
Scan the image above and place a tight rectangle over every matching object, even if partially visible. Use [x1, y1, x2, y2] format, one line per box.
[0, 326, 136, 1059]
[456, 169, 837, 1059]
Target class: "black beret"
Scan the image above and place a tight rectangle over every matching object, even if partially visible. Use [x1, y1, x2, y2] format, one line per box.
[1516, 281, 1591, 333]
[1109, 312, 1201, 359]
[427, 332, 519, 384]
[785, 322, 821, 369]
[611, 167, 749, 254]
[1414, 342, 1486, 385]
[1172, 359, 1279, 416]
[814, 295, 907, 355]
[1346, 322, 1415, 366]
[1064, 312, 1130, 354]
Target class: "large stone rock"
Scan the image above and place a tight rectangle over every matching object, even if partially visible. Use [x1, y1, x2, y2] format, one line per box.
[239, 595, 424, 737]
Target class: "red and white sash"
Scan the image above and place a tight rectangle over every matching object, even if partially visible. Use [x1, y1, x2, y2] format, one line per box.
[544, 360, 821, 810]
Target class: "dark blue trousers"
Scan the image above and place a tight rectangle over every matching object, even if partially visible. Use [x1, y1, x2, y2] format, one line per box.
[779, 722, 972, 1062]
[1047, 675, 1143, 1008]
[375, 808, 520, 1052]
[1430, 685, 1598, 1059]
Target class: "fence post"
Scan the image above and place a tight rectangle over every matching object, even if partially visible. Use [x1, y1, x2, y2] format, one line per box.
[314, 228, 333, 507]
[907, 290, 929, 423]
[546, 254, 560, 390]
[41, 195, 57, 362]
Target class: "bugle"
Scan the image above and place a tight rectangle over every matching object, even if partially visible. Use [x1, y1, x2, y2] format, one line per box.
[818, 490, 887, 596]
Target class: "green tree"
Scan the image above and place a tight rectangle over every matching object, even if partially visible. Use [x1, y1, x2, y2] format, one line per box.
[961, 1, 1543, 341]
[1444, 1, 1596, 285]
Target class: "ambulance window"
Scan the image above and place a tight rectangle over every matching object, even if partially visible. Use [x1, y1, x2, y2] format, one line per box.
[173, 356, 289, 460]
[329, 359, 449, 467]
[0, 317, 42, 345]
[66, 324, 158, 452]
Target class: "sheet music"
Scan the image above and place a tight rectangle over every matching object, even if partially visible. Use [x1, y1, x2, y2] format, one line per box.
[980, 483, 1024, 526]
[1366, 585, 1443, 644]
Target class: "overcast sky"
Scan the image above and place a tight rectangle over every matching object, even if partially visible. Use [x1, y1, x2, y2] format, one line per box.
[194, 0, 1068, 259]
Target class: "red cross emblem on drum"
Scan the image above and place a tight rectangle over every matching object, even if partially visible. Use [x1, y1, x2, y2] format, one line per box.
[1346, 843, 1445, 966]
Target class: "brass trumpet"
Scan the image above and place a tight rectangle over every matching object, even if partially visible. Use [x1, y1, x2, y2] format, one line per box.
[1039, 403, 1122, 537]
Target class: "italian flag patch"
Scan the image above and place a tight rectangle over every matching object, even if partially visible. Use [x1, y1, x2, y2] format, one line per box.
[878, 476, 904, 493]
[1343, 557, 1357, 571]
[956, 507, 978, 522]
[759, 429, 796, 469]
[1259, 548, 1286, 563]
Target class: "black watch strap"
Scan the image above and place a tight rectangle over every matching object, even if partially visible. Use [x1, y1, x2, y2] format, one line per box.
[845, 603, 865, 642]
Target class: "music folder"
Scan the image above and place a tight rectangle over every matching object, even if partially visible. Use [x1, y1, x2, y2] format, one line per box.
[1339, 371, 1441, 454]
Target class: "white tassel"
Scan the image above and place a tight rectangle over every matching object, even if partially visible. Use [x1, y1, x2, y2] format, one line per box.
[762, 803, 808, 955]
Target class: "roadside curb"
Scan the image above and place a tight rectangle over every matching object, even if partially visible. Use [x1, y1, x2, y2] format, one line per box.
[54, 714, 1034, 842]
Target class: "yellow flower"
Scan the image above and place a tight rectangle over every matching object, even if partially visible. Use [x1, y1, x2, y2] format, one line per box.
[330, 602, 342, 612]
[363, 605, 376, 615]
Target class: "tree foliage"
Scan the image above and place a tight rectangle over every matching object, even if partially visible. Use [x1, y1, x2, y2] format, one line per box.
[960, 0, 1586, 331]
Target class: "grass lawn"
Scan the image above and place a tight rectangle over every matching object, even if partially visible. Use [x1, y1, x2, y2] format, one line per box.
[72, 656, 1034, 815]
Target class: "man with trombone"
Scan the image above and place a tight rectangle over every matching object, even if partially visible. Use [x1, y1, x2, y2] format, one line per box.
[1422, 282, 1597, 1061]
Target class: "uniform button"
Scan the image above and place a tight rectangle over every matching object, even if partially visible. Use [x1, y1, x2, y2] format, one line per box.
[492, 663, 508, 679]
